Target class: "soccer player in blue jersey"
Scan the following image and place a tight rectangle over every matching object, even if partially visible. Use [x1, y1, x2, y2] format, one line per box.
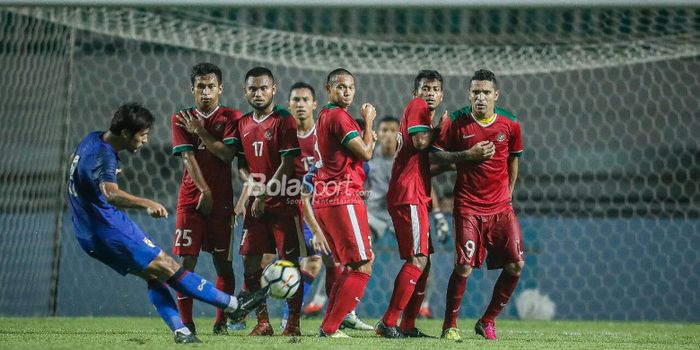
[67, 103, 266, 344]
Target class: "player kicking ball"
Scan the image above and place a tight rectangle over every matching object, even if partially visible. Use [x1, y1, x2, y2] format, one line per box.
[430, 69, 525, 340]
[67, 103, 266, 344]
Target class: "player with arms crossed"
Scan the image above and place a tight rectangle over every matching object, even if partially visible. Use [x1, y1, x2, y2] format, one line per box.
[67, 103, 265, 344]
[232, 67, 305, 336]
[376, 70, 446, 338]
[171, 62, 241, 336]
[313, 68, 377, 338]
[430, 69, 525, 340]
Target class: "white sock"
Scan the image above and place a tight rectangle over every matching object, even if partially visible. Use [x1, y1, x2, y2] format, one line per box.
[225, 295, 238, 312]
[175, 327, 191, 335]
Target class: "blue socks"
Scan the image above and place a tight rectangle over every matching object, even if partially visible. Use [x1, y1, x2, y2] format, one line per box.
[147, 280, 185, 332]
[166, 267, 233, 310]
[302, 273, 314, 304]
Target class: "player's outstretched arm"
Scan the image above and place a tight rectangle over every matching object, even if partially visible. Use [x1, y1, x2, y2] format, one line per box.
[176, 110, 236, 162]
[181, 151, 213, 215]
[99, 182, 168, 218]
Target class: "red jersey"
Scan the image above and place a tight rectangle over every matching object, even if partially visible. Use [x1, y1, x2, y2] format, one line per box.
[387, 98, 433, 207]
[295, 124, 317, 179]
[433, 105, 523, 215]
[232, 105, 301, 213]
[313, 103, 366, 208]
[171, 106, 241, 215]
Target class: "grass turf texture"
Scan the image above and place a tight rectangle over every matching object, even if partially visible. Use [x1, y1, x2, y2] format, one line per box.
[1, 317, 697, 349]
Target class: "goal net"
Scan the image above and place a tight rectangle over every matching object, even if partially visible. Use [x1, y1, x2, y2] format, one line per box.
[1, 6, 698, 322]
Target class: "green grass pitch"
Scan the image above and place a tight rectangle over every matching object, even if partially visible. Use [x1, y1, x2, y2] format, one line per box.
[1, 317, 698, 349]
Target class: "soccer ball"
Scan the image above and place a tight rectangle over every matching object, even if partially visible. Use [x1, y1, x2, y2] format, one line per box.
[261, 260, 301, 299]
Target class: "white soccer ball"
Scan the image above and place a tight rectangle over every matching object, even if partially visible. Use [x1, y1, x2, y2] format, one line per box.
[261, 260, 301, 299]
[514, 288, 556, 321]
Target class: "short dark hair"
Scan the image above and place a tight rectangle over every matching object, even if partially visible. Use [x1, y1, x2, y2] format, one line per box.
[245, 66, 275, 83]
[190, 62, 222, 86]
[413, 70, 444, 91]
[109, 103, 154, 135]
[470, 69, 498, 89]
[379, 115, 400, 126]
[326, 68, 354, 85]
[289, 81, 316, 100]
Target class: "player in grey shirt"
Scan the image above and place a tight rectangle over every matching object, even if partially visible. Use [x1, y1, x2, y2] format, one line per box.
[366, 116, 400, 239]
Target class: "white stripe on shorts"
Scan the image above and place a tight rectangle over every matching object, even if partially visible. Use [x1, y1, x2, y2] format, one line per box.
[346, 204, 368, 260]
[410, 204, 421, 255]
[294, 215, 307, 257]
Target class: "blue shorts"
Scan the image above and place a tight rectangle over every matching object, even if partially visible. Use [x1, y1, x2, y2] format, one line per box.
[76, 220, 162, 276]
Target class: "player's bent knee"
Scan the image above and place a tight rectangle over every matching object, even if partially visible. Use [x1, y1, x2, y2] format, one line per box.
[301, 257, 323, 276]
[347, 260, 373, 276]
[505, 261, 524, 276]
[144, 251, 181, 280]
[454, 263, 472, 277]
[407, 255, 428, 270]
[260, 253, 276, 268]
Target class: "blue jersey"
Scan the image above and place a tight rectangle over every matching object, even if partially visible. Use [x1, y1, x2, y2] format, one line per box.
[67, 131, 160, 275]
[68, 132, 124, 240]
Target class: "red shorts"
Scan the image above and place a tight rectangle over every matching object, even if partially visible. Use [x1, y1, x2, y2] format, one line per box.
[173, 209, 233, 259]
[453, 207, 524, 269]
[239, 207, 306, 261]
[389, 204, 433, 259]
[315, 202, 373, 265]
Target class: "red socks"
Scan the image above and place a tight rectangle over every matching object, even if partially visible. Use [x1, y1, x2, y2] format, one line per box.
[244, 270, 269, 324]
[381, 263, 423, 327]
[177, 267, 195, 325]
[214, 275, 235, 325]
[321, 270, 369, 334]
[286, 282, 304, 327]
[400, 265, 429, 331]
[442, 270, 468, 330]
[481, 270, 520, 322]
[176, 291, 193, 325]
[325, 265, 342, 298]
